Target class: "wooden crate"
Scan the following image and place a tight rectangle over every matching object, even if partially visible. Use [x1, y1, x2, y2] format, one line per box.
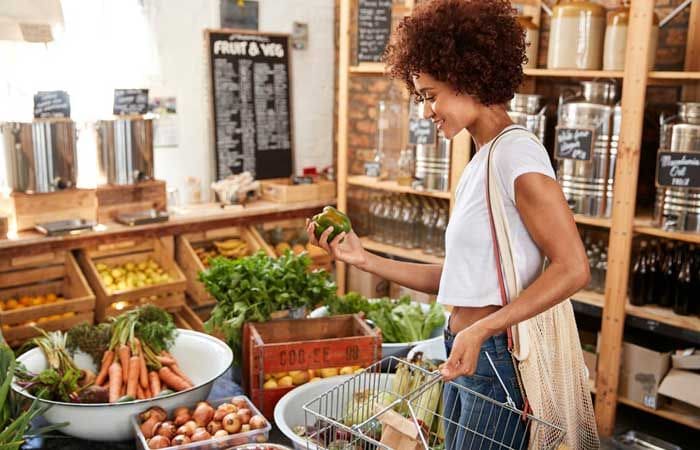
[261, 178, 336, 203]
[77, 236, 186, 322]
[96, 180, 167, 223]
[242, 314, 382, 418]
[172, 305, 206, 332]
[0, 251, 95, 346]
[256, 219, 333, 272]
[176, 226, 276, 308]
[0, 188, 97, 232]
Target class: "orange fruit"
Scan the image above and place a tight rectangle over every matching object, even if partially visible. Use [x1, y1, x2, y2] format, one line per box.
[19, 296, 32, 307]
[31, 298, 43, 306]
[5, 299, 18, 310]
[46, 293, 58, 302]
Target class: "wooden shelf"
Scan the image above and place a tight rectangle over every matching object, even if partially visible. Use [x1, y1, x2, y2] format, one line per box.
[626, 303, 700, 333]
[348, 175, 452, 199]
[573, 290, 605, 308]
[649, 71, 700, 81]
[523, 68, 624, 79]
[349, 63, 386, 75]
[360, 237, 444, 264]
[575, 214, 612, 228]
[634, 216, 700, 244]
[589, 380, 700, 430]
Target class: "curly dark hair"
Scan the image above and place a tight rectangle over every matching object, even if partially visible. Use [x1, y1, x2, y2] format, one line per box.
[383, 0, 526, 105]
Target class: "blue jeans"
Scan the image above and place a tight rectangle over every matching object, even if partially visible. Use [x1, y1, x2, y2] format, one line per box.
[443, 327, 529, 449]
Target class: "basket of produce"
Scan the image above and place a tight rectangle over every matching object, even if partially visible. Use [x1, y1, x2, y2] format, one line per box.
[310, 293, 447, 359]
[260, 178, 336, 204]
[242, 314, 381, 418]
[176, 226, 275, 308]
[256, 219, 332, 272]
[132, 395, 270, 450]
[77, 237, 187, 322]
[11, 306, 232, 441]
[0, 250, 95, 347]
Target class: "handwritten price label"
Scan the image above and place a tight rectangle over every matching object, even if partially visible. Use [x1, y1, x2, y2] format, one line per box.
[555, 127, 594, 162]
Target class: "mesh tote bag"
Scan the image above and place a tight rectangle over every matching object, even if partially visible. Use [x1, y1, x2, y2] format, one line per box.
[485, 127, 600, 450]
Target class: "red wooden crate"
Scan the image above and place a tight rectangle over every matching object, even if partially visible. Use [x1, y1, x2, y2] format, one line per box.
[242, 314, 382, 419]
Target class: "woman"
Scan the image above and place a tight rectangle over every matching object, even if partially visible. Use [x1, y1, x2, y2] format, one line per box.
[308, 0, 590, 448]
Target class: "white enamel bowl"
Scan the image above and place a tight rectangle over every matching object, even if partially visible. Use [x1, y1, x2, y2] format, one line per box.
[12, 329, 232, 442]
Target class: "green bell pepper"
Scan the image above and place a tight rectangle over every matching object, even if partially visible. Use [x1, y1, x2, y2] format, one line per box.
[312, 206, 352, 242]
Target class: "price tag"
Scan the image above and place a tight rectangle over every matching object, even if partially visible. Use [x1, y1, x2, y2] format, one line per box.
[656, 151, 700, 189]
[33, 91, 70, 118]
[554, 126, 595, 161]
[357, 0, 392, 63]
[113, 89, 149, 115]
[409, 118, 436, 145]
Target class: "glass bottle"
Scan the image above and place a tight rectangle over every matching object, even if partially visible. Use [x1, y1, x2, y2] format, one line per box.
[375, 84, 404, 180]
[419, 198, 434, 251]
[645, 240, 659, 305]
[434, 206, 448, 257]
[386, 196, 402, 246]
[658, 242, 676, 308]
[424, 199, 440, 255]
[587, 246, 599, 291]
[673, 258, 693, 316]
[412, 197, 425, 249]
[397, 150, 413, 186]
[594, 252, 607, 294]
[630, 241, 649, 306]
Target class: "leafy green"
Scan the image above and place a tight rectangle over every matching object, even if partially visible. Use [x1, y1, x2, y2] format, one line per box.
[66, 322, 112, 366]
[324, 293, 445, 343]
[131, 305, 177, 353]
[201, 251, 337, 364]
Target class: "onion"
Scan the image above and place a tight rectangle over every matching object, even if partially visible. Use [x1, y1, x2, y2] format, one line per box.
[231, 396, 248, 409]
[147, 435, 170, 449]
[193, 401, 215, 427]
[176, 420, 197, 437]
[249, 415, 267, 430]
[241, 424, 251, 433]
[222, 413, 241, 434]
[214, 429, 229, 439]
[191, 428, 212, 442]
[155, 421, 177, 440]
[171, 435, 191, 445]
[236, 408, 252, 425]
[214, 403, 237, 422]
[173, 407, 192, 426]
[206, 420, 223, 434]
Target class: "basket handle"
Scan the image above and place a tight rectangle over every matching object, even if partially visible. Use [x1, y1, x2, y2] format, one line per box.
[484, 351, 517, 409]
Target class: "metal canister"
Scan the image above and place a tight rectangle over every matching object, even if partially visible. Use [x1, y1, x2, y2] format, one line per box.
[654, 102, 700, 231]
[556, 80, 620, 218]
[96, 117, 154, 185]
[507, 93, 547, 142]
[414, 136, 450, 192]
[0, 119, 78, 193]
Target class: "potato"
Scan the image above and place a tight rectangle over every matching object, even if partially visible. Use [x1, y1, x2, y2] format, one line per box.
[339, 366, 354, 375]
[290, 371, 309, 386]
[277, 376, 293, 387]
[263, 379, 278, 390]
[319, 368, 339, 378]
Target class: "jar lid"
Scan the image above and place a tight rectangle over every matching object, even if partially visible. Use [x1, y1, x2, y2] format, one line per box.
[607, 6, 659, 26]
[553, 0, 605, 18]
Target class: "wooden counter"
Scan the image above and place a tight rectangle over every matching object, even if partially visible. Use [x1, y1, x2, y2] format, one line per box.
[0, 200, 328, 258]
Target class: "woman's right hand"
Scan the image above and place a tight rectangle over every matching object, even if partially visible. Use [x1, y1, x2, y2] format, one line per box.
[306, 219, 369, 269]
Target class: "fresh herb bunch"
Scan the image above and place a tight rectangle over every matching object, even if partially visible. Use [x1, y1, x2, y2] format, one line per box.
[130, 304, 177, 353]
[66, 322, 112, 366]
[201, 251, 337, 364]
[325, 293, 445, 343]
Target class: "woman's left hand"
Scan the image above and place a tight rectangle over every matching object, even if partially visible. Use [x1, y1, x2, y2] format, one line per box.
[440, 325, 489, 381]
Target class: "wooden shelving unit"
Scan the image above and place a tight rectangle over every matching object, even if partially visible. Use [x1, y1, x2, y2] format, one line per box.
[337, 0, 700, 436]
[360, 237, 444, 265]
[348, 175, 452, 199]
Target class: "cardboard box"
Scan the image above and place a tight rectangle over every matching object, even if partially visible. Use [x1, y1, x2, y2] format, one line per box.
[658, 368, 700, 409]
[389, 282, 436, 304]
[671, 349, 700, 370]
[348, 264, 389, 298]
[580, 331, 597, 382]
[618, 342, 671, 409]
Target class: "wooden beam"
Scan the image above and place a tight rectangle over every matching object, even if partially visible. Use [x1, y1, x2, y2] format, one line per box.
[336, 0, 352, 294]
[682, 0, 700, 101]
[595, 0, 655, 437]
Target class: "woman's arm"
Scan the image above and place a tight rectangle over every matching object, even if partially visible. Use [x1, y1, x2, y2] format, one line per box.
[442, 172, 590, 379]
[308, 222, 443, 294]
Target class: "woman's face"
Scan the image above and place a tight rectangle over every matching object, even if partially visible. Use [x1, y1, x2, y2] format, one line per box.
[412, 72, 481, 140]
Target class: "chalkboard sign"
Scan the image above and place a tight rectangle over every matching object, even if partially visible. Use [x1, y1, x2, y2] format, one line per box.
[554, 126, 594, 161]
[206, 29, 293, 180]
[33, 91, 70, 118]
[409, 118, 436, 145]
[113, 89, 149, 115]
[656, 151, 700, 189]
[357, 0, 392, 63]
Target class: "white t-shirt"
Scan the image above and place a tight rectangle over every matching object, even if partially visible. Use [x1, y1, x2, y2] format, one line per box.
[437, 126, 556, 308]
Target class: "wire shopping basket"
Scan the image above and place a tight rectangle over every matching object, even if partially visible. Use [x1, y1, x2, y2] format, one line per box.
[302, 355, 565, 450]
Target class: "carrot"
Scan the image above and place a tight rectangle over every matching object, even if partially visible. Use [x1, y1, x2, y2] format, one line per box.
[156, 356, 177, 366]
[149, 371, 161, 396]
[95, 350, 114, 386]
[126, 355, 140, 398]
[108, 362, 122, 403]
[159, 366, 190, 391]
[134, 339, 149, 390]
[118, 344, 131, 381]
[170, 363, 193, 387]
[136, 384, 145, 400]
[144, 386, 152, 399]
[120, 384, 125, 397]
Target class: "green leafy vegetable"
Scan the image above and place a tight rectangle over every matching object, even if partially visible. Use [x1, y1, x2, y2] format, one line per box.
[201, 251, 337, 364]
[66, 322, 112, 366]
[325, 293, 445, 343]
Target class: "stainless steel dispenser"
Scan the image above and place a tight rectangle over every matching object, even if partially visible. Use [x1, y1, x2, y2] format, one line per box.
[96, 117, 154, 185]
[415, 135, 450, 192]
[507, 93, 547, 143]
[654, 102, 700, 231]
[1, 119, 78, 193]
[556, 80, 621, 218]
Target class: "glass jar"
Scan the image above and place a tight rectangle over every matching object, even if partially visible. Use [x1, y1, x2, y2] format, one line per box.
[396, 149, 414, 186]
[399, 197, 413, 248]
[376, 84, 405, 179]
[517, 16, 539, 69]
[603, 5, 658, 71]
[547, 0, 605, 70]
